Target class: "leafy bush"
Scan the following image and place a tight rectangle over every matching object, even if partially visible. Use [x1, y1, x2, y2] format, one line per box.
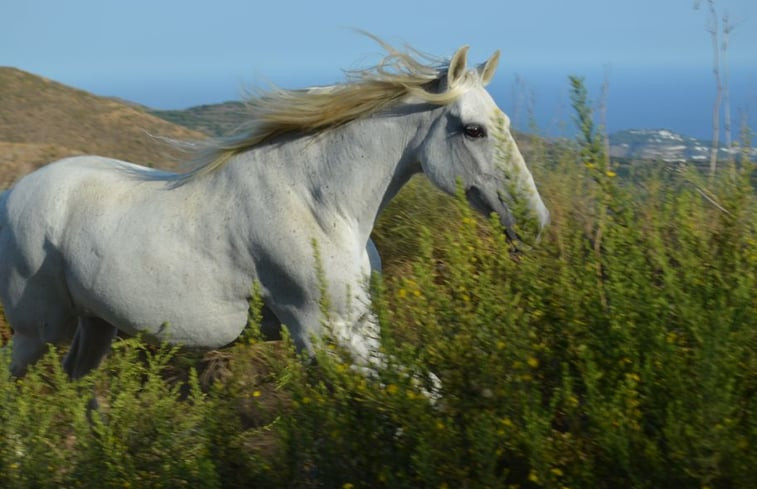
[0, 340, 220, 488]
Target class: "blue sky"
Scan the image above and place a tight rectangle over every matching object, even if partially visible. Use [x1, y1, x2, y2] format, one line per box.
[3, 0, 756, 139]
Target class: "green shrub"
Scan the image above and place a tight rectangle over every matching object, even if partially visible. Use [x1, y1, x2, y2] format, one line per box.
[274, 164, 754, 488]
[0, 346, 87, 488]
[0, 339, 220, 488]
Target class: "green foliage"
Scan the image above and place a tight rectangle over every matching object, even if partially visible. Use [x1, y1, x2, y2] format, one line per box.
[0, 340, 220, 488]
[570, 75, 605, 171]
[0, 78, 755, 488]
[277, 159, 755, 488]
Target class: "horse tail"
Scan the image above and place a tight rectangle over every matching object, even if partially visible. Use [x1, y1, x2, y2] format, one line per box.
[0, 189, 11, 248]
[0, 190, 7, 233]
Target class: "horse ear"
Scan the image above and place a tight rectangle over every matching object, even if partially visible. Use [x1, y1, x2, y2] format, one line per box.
[447, 45, 470, 86]
[479, 50, 500, 85]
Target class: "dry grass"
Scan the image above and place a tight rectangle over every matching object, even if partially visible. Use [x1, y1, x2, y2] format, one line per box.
[0, 67, 207, 188]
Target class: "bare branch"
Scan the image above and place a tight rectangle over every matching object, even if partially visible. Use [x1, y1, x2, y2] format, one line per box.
[599, 65, 612, 167]
[721, 10, 735, 162]
[702, 0, 721, 179]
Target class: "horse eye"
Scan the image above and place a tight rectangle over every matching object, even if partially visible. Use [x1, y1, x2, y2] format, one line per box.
[463, 124, 486, 139]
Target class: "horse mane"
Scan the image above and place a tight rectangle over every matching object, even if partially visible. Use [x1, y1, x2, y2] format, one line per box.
[157, 35, 483, 183]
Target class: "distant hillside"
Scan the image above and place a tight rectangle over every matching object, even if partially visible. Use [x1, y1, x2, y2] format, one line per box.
[609, 129, 755, 163]
[150, 102, 248, 137]
[0, 67, 206, 187]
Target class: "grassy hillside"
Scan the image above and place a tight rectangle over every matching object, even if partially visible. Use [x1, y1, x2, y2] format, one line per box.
[0, 67, 206, 186]
[0, 141, 84, 189]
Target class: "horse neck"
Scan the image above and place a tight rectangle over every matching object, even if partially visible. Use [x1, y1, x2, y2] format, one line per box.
[231, 108, 427, 243]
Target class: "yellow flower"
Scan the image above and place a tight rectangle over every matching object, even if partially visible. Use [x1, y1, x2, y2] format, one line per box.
[606, 170, 617, 177]
[252, 390, 262, 398]
[385, 384, 398, 395]
[527, 356, 539, 368]
[551, 467, 564, 477]
[342, 483, 354, 489]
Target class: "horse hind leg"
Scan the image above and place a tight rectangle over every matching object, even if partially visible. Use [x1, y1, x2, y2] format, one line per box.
[5, 302, 77, 377]
[62, 317, 118, 379]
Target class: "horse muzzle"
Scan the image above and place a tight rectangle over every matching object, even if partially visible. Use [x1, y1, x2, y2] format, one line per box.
[465, 186, 520, 243]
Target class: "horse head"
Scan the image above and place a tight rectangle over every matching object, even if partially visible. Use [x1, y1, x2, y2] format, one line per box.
[415, 46, 549, 242]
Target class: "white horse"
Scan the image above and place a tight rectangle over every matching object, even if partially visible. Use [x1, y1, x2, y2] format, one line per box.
[0, 41, 548, 379]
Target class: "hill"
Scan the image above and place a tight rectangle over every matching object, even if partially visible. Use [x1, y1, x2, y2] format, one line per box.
[0, 67, 206, 187]
[150, 101, 248, 137]
[609, 128, 755, 163]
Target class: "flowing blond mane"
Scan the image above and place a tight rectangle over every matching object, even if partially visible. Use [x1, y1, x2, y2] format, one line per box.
[176, 37, 483, 182]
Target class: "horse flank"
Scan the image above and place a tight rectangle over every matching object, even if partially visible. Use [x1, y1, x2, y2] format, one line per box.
[159, 39, 485, 184]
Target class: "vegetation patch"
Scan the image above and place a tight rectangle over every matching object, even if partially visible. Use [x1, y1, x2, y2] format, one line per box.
[0, 79, 754, 488]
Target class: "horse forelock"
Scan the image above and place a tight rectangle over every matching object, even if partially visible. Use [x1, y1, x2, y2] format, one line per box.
[168, 38, 486, 183]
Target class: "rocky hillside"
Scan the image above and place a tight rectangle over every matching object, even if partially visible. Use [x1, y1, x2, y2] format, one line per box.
[0, 67, 206, 188]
